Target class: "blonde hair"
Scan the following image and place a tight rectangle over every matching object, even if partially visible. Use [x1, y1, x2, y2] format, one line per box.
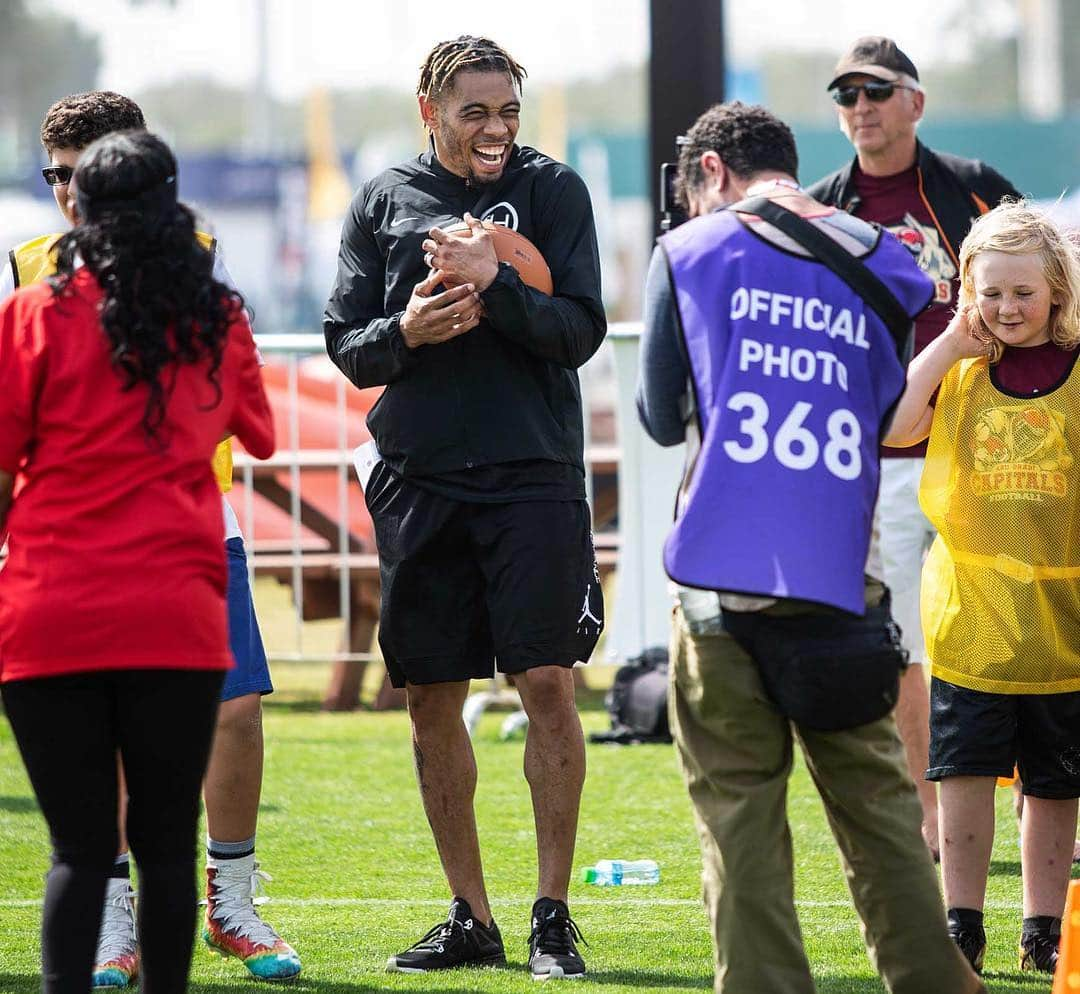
[958, 200, 1080, 363]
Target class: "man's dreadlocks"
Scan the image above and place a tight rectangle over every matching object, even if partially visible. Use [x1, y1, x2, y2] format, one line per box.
[417, 36, 527, 101]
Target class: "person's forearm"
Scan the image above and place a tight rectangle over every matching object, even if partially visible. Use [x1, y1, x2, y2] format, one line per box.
[324, 313, 415, 388]
[323, 194, 413, 388]
[636, 318, 690, 447]
[884, 333, 967, 446]
[481, 266, 606, 369]
[637, 246, 689, 446]
[636, 391, 687, 446]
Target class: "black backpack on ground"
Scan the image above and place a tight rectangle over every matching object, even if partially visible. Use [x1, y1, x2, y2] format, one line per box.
[589, 647, 672, 744]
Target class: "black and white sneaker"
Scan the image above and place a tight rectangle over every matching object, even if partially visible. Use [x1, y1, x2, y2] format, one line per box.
[528, 897, 587, 981]
[386, 898, 505, 973]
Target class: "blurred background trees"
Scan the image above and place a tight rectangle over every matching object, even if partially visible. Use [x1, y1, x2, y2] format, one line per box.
[0, 0, 100, 171]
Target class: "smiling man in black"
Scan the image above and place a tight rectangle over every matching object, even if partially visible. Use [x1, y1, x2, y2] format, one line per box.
[324, 35, 605, 981]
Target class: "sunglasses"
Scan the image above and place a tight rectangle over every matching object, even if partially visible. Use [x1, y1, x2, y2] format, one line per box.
[831, 81, 916, 108]
[41, 165, 73, 187]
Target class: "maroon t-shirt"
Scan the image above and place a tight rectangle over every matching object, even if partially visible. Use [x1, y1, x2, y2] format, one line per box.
[992, 340, 1078, 396]
[854, 164, 960, 458]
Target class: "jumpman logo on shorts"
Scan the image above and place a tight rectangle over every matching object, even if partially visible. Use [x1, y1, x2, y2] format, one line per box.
[577, 583, 601, 627]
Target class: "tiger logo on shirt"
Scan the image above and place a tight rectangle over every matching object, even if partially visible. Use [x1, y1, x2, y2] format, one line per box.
[888, 212, 957, 305]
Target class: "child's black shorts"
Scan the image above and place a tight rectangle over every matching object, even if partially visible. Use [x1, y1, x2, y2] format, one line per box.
[927, 676, 1080, 798]
[366, 466, 604, 689]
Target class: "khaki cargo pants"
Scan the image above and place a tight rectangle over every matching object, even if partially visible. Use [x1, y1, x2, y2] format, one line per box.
[669, 588, 984, 994]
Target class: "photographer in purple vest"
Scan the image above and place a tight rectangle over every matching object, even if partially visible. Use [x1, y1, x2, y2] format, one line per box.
[636, 102, 984, 994]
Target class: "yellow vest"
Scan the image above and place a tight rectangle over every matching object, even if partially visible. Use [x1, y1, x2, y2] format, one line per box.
[920, 354, 1080, 693]
[10, 230, 234, 493]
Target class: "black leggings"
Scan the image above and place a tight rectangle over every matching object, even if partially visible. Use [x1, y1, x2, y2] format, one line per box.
[2, 668, 224, 994]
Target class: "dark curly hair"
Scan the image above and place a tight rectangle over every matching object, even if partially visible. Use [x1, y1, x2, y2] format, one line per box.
[40, 91, 145, 153]
[417, 35, 526, 101]
[50, 130, 241, 443]
[675, 102, 799, 210]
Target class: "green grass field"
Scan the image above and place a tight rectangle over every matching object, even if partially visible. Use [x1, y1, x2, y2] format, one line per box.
[0, 656, 1071, 993]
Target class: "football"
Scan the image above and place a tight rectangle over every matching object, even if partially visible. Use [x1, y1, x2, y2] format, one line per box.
[437, 220, 554, 295]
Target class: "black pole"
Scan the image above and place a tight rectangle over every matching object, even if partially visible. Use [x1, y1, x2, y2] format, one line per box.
[649, 0, 726, 236]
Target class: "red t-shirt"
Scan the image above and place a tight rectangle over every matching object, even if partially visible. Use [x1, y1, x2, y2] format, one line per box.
[992, 340, 1078, 396]
[854, 164, 961, 458]
[0, 270, 275, 682]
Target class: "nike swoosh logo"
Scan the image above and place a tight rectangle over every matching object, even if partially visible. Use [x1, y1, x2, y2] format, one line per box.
[389, 217, 419, 227]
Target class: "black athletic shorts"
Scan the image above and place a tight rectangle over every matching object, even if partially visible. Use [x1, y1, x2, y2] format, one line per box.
[365, 465, 604, 688]
[927, 677, 1080, 799]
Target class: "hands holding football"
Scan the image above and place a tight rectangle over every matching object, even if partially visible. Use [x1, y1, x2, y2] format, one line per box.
[424, 213, 554, 295]
[422, 213, 500, 292]
[401, 213, 555, 349]
[399, 270, 482, 349]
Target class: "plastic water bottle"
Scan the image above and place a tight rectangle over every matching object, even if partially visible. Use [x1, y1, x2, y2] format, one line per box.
[581, 859, 660, 886]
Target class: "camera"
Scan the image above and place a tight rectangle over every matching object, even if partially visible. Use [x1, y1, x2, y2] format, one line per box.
[659, 135, 691, 232]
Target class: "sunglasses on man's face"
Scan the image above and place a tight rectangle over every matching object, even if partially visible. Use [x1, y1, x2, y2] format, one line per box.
[41, 165, 73, 187]
[831, 80, 915, 108]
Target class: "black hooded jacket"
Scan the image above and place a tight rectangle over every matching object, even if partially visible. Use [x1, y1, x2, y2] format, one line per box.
[323, 145, 606, 481]
[807, 140, 1021, 271]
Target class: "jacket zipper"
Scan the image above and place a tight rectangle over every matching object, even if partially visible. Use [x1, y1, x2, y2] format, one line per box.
[453, 187, 474, 467]
[915, 167, 960, 271]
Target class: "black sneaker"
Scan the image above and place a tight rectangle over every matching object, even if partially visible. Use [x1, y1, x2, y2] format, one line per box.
[1019, 933, 1060, 974]
[386, 898, 506, 973]
[528, 897, 587, 981]
[947, 921, 986, 975]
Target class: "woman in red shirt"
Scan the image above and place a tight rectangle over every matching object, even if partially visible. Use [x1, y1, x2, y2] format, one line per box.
[0, 130, 273, 994]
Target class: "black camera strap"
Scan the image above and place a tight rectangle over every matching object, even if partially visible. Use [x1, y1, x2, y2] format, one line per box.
[731, 196, 913, 357]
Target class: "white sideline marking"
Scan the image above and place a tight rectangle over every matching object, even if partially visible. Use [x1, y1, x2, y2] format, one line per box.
[0, 896, 1026, 911]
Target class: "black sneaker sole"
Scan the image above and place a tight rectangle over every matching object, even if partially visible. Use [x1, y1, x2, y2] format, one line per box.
[386, 952, 506, 973]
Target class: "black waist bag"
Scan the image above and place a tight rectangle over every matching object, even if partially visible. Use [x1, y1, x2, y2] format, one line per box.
[720, 592, 909, 731]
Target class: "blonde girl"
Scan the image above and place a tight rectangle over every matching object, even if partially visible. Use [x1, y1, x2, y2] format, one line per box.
[886, 200, 1080, 976]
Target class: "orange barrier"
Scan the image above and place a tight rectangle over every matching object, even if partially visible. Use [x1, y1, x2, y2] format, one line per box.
[260, 356, 383, 413]
[223, 486, 326, 552]
[1053, 879, 1080, 993]
[230, 357, 380, 554]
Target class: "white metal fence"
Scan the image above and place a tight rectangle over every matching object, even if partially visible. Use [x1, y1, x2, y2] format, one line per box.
[243, 327, 644, 665]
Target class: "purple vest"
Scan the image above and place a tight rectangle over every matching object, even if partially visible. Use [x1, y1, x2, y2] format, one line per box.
[661, 209, 931, 614]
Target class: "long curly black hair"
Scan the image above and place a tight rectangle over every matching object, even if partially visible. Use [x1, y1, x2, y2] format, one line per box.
[51, 130, 242, 443]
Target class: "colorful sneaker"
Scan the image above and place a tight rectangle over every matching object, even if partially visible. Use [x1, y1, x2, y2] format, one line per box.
[1019, 933, 1060, 974]
[92, 879, 139, 989]
[202, 857, 301, 981]
[947, 920, 986, 975]
[528, 897, 587, 981]
[387, 897, 506, 972]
